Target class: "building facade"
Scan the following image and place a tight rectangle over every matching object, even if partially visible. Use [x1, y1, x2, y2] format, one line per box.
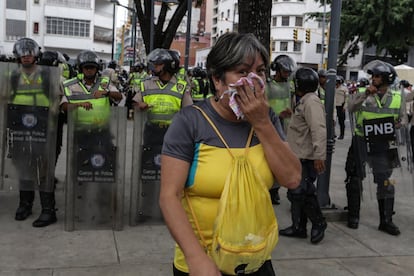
[1, 0, 114, 62]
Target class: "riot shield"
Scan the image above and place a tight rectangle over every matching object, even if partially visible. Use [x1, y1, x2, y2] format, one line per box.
[352, 114, 414, 200]
[129, 107, 164, 225]
[0, 62, 60, 193]
[65, 105, 126, 231]
[266, 80, 293, 133]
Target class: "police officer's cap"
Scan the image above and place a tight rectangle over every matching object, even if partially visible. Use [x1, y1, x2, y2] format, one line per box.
[77, 50, 100, 69]
[271, 54, 296, 72]
[294, 67, 319, 93]
[13, 38, 41, 59]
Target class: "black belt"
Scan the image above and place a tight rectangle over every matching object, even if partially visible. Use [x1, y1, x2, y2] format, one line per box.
[147, 122, 170, 129]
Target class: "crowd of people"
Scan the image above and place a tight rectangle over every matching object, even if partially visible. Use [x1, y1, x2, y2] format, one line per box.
[1, 34, 411, 275]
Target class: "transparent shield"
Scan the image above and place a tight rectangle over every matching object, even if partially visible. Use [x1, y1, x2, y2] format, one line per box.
[130, 106, 164, 225]
[0, 62, 60, 193]
[354, 118, 414, 200]
[266, 81, 292, 133]
[65, 105, 126, 231]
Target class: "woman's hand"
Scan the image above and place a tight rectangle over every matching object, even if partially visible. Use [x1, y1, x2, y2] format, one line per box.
[187, 254, 222, 276]
[234, 77, 269, 126]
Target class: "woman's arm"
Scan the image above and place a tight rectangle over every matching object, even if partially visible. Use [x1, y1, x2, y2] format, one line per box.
[159, 155, 221, 276]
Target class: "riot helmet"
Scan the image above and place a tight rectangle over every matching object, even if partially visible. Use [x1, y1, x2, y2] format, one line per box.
[400, 79, 412, 88]
[13, 38, 41, 60]
[318, 69, 327, 78]
[168, 50, 180, 73]
[271, 54, 296, 72]
[38, 50, 66, 67]
[358, 77, 369, 87]
[76, 50, 100, 70]
[147, 48, 176, 74]
[108, 60, 117, 69]
[192, 67, 203, 78]
[365, 60, 396, 85]
[294, 67, 319, 93]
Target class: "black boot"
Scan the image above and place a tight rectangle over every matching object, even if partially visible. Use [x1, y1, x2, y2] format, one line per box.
[279, 199, 307, 238]
[270, 187, 280, 205]
[32, 192, 57, 227]
[15, 191, 34, 221]
[304, 195, 327, 244]
[346, 178, 361, 229]
[378, 198, 400, 236]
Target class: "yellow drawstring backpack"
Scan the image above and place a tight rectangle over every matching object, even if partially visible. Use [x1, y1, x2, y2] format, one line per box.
[186, 106, 279, 275]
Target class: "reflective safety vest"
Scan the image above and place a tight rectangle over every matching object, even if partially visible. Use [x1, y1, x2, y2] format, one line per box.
[191, 78, 204, 100]
[176, 67, 187, 81]
[11, 69, 49, 107]
[358, 87, 366, 93]
[63, 76, 111, 127]
[355, 90, 401, 137]
[141, 78, 187, 125]
[130, 71, 149, 88]
[266, 80, 292, 115]
[318, 87, 326, 104]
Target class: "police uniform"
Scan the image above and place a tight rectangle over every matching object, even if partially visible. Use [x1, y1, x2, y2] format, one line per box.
[132, 75, 192, 146]
[345, 86, 406, 234]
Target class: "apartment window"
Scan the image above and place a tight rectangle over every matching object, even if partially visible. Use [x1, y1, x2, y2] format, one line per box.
[34, 0, 40, 4]
[295, 16, 303, 27]
[293, 41, 302, 52]
[281, 16, 289, 27]
[271, 16, 277, 27]
[33, 22, 39, 34]
[6, 0, 26, 10]
[46, 17, 90, 37]
[6, 19, 26, 40]
[271, 40, 276, 52]
[316, 43, 322, 53]
[46, 0, 91, 8]
[280, 41, 288, 52]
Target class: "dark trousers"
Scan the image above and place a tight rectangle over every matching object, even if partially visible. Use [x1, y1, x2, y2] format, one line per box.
[336, 105, 346, 136]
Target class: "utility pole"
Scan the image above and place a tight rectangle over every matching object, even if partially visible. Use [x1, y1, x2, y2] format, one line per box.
[317, 0, 343, 214]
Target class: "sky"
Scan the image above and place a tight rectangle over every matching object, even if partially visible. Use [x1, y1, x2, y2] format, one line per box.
[115, 0, 131, 28]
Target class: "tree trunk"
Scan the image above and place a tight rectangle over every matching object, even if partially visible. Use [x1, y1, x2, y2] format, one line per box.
[238, 0, 272, 52]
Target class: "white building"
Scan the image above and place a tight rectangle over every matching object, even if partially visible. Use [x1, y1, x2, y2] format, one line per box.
[197, 0, 364, 80]
[1, 0, 114, 62]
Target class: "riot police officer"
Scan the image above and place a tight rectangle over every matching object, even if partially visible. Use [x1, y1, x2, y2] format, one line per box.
[61, 51, 121, 120]
[266, 54, 296, 204]
[279, 67, 328, 244]
[10, 38, 61, 227]
[345, 60, 406, 235]
[132, 48, 193, 146]
[190, 67, 208, 102]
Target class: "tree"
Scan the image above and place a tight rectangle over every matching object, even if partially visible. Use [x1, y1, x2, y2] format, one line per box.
[134, 0, 203, 54]
[238, 0, 272, 52]
[311, 0, 414, 66]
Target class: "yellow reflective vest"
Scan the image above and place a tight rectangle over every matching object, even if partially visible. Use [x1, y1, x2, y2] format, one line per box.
[63, 76, 111, 127]
[11, 69, 49, 107]
[355, 90, 401, 137]
[140, 78, 187, 125]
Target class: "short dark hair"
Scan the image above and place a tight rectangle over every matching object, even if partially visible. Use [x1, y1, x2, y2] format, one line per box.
[206, 32, 269, 96]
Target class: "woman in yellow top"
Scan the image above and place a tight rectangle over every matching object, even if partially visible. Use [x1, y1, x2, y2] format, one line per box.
[160, 32, 301, 276]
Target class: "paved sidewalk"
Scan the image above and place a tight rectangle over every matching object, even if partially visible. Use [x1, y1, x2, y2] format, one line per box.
[1, 122, 414, 276]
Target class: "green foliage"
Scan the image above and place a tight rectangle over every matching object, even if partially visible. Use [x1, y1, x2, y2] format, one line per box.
[312, 0, 414, 65]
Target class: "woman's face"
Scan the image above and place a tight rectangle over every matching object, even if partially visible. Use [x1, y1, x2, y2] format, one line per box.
[213, 52, 266, 104]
